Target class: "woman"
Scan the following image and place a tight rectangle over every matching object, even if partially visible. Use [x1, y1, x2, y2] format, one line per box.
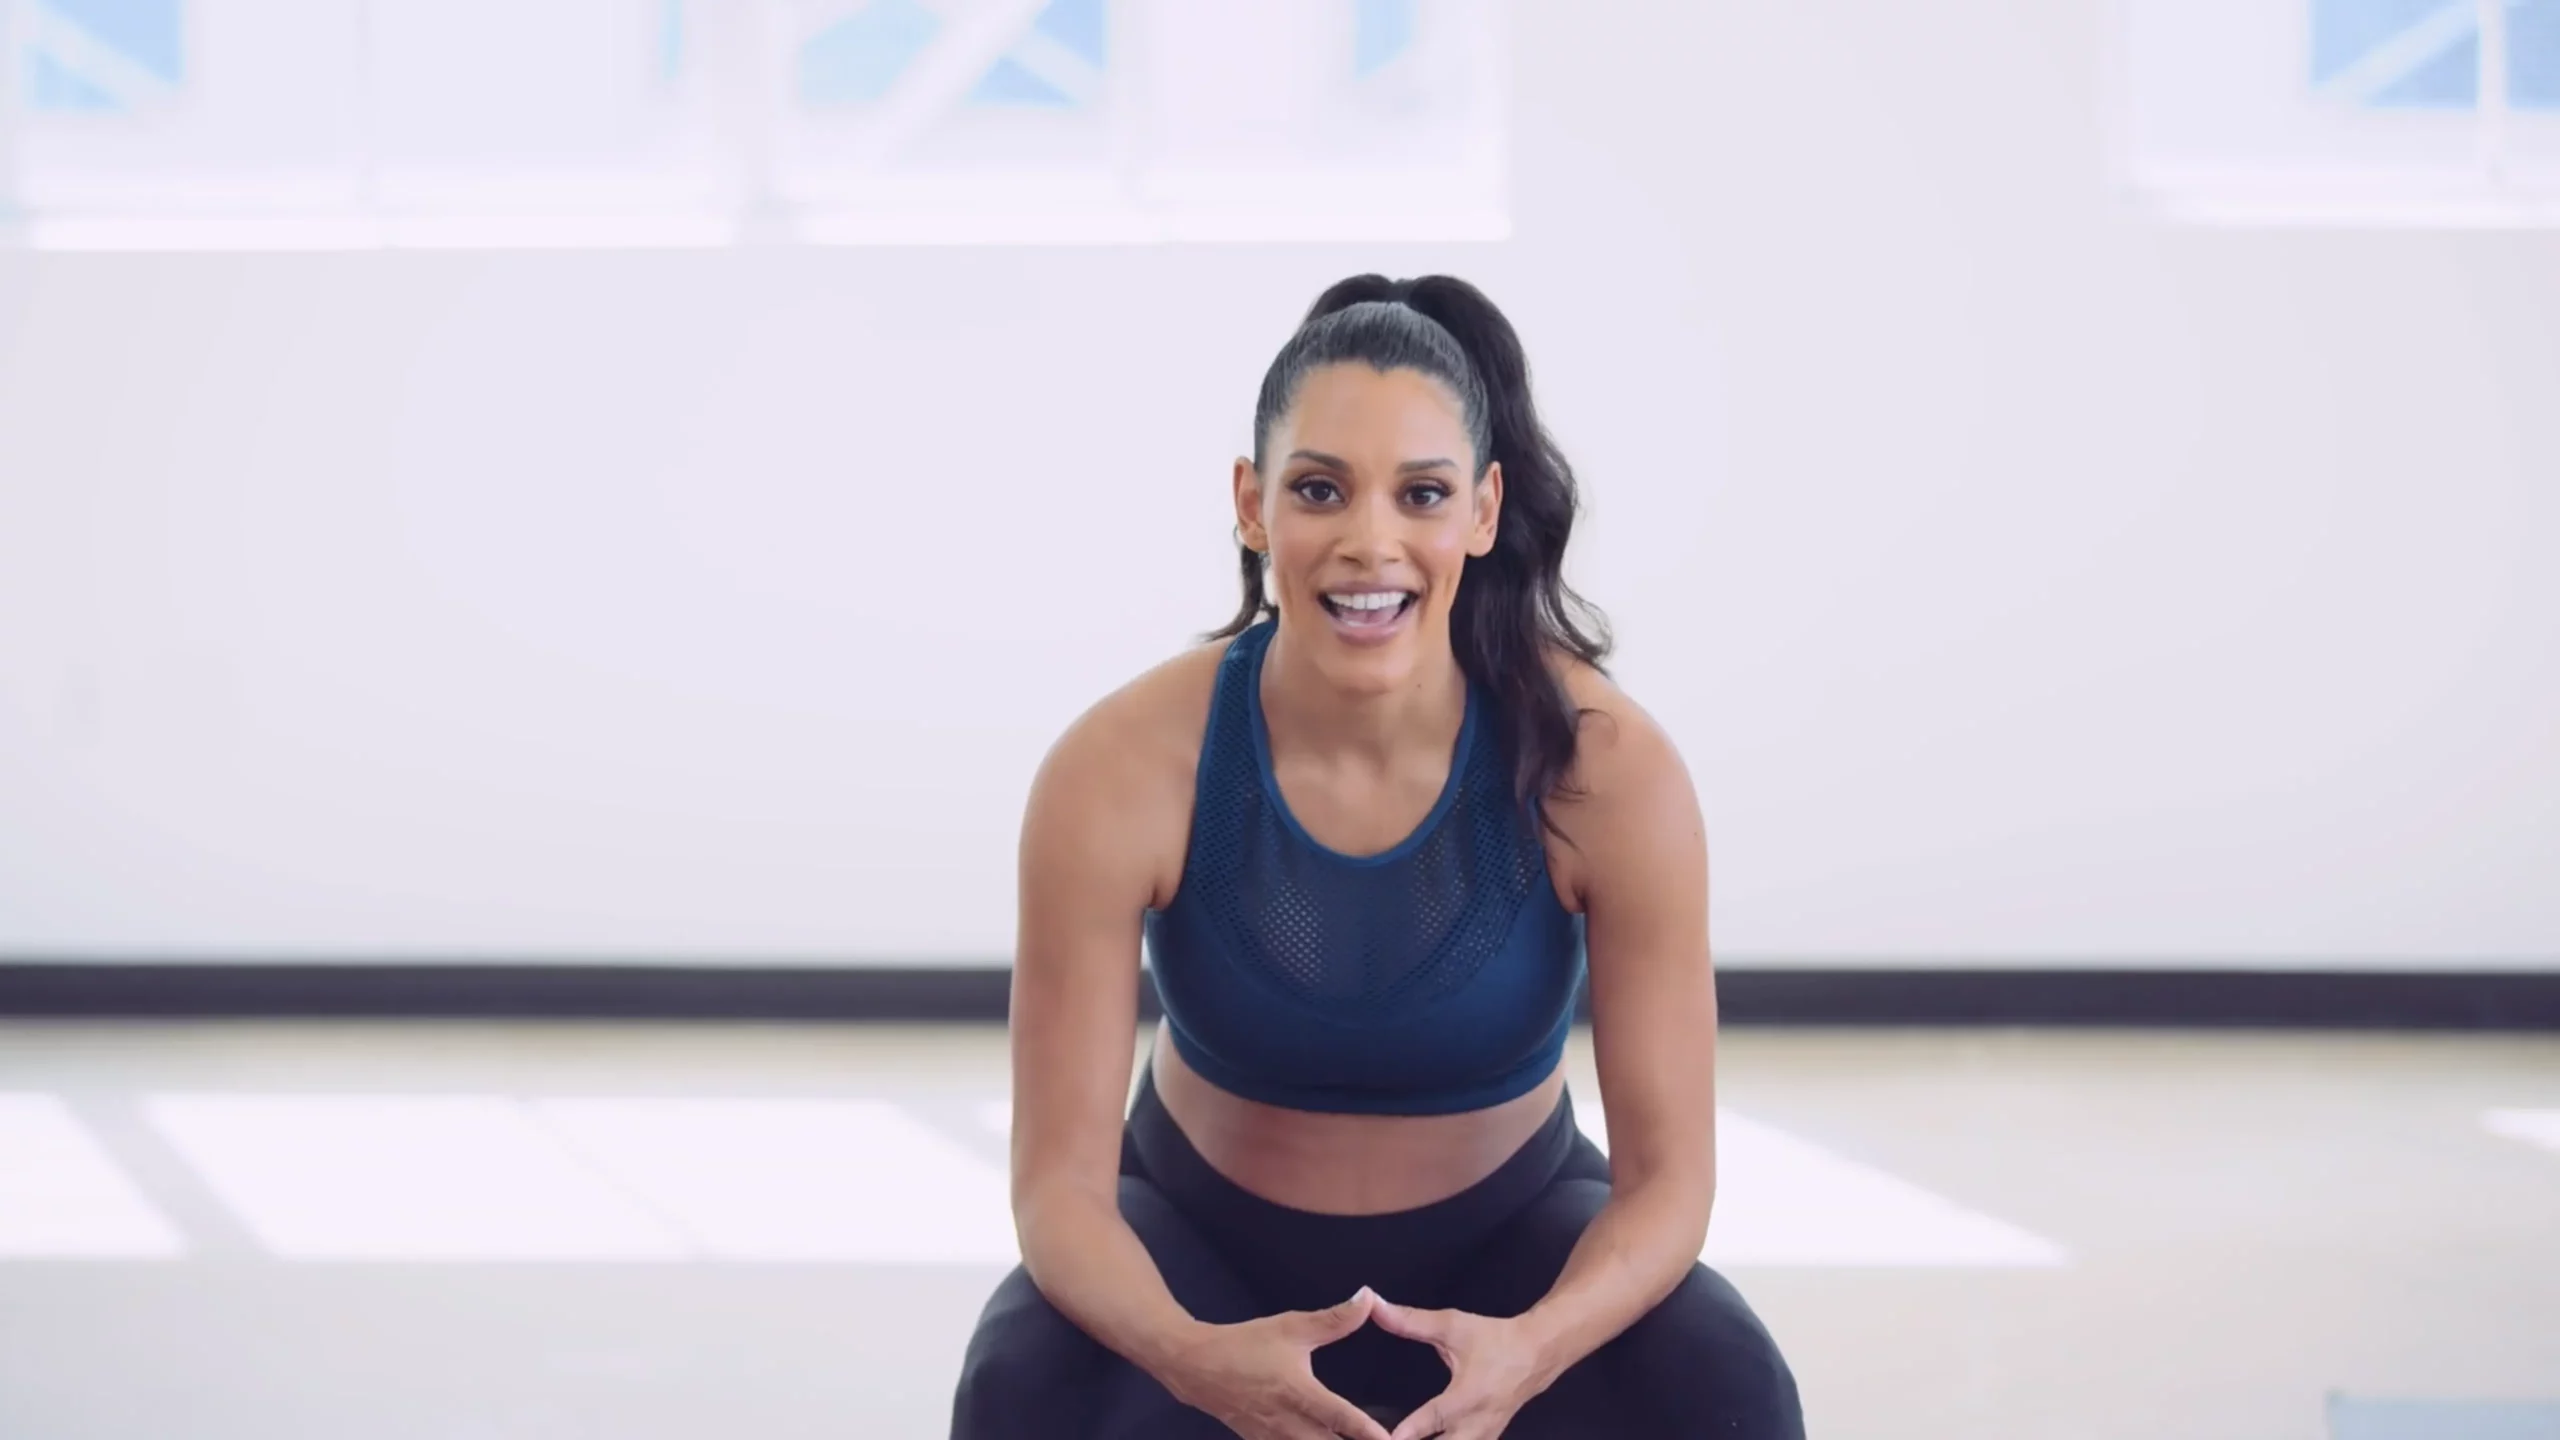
[951, 275, 1802, 1439]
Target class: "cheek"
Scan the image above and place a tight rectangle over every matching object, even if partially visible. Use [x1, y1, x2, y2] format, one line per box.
[1264, 511, 1320, 565]
[1421, 512, 1478, 577]
[1265, 518, 1329, 595]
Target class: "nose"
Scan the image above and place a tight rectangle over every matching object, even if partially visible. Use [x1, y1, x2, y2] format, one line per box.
[1338, 486, 1398, 566]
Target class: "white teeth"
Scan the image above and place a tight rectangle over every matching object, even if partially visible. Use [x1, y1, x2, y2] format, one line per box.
[1328, 591, 1409, 612]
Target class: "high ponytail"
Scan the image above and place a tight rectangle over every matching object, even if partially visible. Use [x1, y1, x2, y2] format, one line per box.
[1211, 274, 1613, 839]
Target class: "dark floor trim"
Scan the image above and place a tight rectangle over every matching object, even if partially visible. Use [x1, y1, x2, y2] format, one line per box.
[1, 962, 2555, 1029]
[1715, 967, 2560, 1029]
[0, 963, 1016, 1022]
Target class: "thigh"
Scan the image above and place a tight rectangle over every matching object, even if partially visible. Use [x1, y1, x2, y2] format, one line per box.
[1441, 1179, 1805, 1440]
[949, 1174, 1267, 1440]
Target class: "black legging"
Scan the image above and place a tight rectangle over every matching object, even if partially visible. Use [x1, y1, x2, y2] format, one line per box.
[951, 1070, 1804, 1437]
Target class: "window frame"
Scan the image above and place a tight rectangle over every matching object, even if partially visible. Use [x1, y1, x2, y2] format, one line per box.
[0, 0, 1509, 250]
[2113, 0, 2560, 226]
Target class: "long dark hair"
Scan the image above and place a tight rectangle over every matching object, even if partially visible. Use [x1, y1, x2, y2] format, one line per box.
[1209, 274, 1612, 836]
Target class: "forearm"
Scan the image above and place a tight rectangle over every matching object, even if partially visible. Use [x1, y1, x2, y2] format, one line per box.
[1016, 1184, 1212, 1392]
[1516, 1170, 1712, 1384]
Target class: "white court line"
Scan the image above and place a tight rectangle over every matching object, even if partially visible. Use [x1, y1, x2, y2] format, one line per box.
[536, 1098, 1018, 1264]
[982, 1091, 2065, 1268]
[2482, 1109, 2560, 1154]
[0, 1093, 186, 1259]
[145, 1095, 691, 1262]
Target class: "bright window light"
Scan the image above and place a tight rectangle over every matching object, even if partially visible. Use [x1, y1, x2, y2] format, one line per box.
[144, 1094, 693, 1262]
[535, 1097, 1020, 1264]
[0, 1093, 187, 1260]
[1574, 1090, 2071, 1269]
[2481, 1108, 2560, 1153]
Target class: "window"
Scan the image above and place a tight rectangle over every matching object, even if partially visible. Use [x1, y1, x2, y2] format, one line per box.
[0, 0, 1505, 248]
[2119, 0, 2560, 224]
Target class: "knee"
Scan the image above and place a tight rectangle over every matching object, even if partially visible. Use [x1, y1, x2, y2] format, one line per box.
[950, 1267, 1106, 1437]
[1611, 1265, 1804, 1438]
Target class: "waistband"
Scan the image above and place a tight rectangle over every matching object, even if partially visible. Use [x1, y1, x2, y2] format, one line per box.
[1122, 1064, 1579, 1309]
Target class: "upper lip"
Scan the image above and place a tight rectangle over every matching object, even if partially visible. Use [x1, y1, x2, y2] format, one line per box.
[1322, 585, 1416, 596]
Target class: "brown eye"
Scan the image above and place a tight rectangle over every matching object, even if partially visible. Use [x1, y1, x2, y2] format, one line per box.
[1405, 484, 1452, 508]
[1290, 478, 1342, 505]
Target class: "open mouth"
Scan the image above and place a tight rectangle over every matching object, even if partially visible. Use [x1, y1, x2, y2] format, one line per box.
[1319, 590, 1418, 632]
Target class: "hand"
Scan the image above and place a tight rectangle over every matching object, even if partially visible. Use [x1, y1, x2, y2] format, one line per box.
[1163, 1287, 1394, 1440]
[1369, 1297, 1553, 1440]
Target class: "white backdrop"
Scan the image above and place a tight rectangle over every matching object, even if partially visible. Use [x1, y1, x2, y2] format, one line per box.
[2, 0, 2556, 967]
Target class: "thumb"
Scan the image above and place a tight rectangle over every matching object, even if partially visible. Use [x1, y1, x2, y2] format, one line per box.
[1368, 1296, 1451, 1345]
[1301, 1286, 1378, 1343]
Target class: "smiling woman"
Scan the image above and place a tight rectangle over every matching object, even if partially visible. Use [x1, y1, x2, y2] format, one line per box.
[1212, 278, 1606, 837]
[951, 276, 1802, 1439]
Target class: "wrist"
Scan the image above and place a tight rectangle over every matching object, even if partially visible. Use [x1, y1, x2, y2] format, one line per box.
[1132, 1314, 1219, 1400]
[1512, 1303, 1580, 1390]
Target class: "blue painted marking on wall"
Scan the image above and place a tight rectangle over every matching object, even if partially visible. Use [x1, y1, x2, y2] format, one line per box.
[2375, 29, 2480, 103]
[2311, 0, 2480, 107]
[24, 0, 182, 111]
[1033, 0, 1106, 67]
[969, 55, 1071, 106]
[2513, 0, 2560, 107]
[965, 0, 1107, 109]
[1355, 0, 1415, 76]
[47, 0, 182, 83]
[799, 0, 940, 106]
[29, 49, 119, 110]
[2313, 0, 2460, 82]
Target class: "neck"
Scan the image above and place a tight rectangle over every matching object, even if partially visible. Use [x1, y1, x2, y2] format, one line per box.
[1258, 621, 1467, 768]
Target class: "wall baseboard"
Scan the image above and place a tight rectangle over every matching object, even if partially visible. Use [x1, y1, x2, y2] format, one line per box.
[0, 962, 2553, 1029]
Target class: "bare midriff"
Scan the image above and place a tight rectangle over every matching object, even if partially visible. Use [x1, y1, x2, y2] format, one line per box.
[1146, 1017, 1568, 1216]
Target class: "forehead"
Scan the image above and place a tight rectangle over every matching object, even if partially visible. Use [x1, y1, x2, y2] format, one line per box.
[1273, 363, 1474, 465]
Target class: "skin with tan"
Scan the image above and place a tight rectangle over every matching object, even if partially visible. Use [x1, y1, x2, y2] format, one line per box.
[1005, 362, 1722, 1440]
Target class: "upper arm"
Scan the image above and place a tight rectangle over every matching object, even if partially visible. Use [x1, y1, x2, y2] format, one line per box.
[1550, 669, 1719, 1198]
[1006, 674, 1194, 1229]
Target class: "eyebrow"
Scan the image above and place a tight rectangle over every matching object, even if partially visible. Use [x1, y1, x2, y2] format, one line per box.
[1285, 449, 1463, 475]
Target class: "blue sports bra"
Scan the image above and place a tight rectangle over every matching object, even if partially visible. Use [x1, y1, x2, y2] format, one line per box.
[1142, 619, 1588, 1117]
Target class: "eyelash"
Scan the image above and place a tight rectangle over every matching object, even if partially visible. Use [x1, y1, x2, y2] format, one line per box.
[1288, 477, 1452, 508]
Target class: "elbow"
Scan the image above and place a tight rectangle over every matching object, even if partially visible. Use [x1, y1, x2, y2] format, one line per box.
[1011, 1171, 1117, 1281]
[1616, 1153, 1717, 1249]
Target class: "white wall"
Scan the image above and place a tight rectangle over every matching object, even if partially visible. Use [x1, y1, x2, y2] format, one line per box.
[2, 0, 2555, 967]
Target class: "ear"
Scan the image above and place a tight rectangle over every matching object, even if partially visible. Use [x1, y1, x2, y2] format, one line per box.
[1232, 457, 1270, 556]
[1468, 460, 1504, 558]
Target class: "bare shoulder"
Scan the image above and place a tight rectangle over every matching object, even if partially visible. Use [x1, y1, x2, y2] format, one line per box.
[1026, 637, 1231, 907]
[1549, 653, 1691, 800]
[1541, 653, 1703, 906]
[1042, 638, 1227, 786]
